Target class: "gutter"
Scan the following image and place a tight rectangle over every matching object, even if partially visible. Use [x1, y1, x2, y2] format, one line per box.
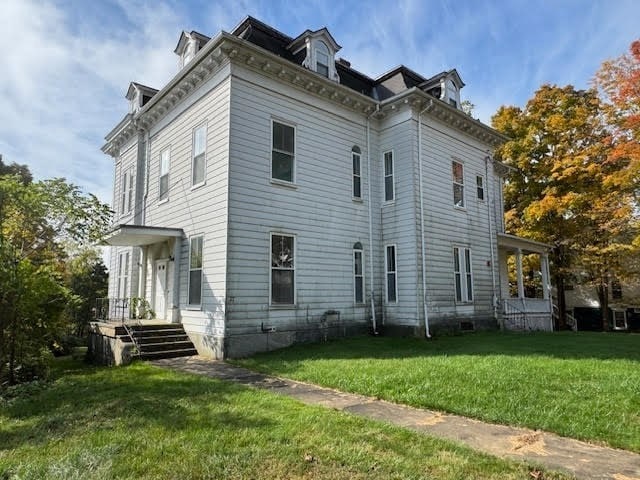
[417, 100, 433, 338]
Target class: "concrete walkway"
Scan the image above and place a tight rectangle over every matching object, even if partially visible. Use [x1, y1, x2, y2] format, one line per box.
[153, 356, 640, 480]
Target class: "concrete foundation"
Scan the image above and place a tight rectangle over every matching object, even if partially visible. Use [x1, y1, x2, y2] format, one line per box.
[87, 322, 136, 366]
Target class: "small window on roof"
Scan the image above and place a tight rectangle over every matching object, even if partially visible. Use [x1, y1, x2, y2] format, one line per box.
[315, 41, 329, 77]
[446, 79, 458, 108]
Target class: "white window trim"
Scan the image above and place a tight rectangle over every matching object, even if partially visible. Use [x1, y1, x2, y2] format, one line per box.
[117, 251, 130, 299]
[385, 244, 398, 304]
[191, 122, 207, 189]
[476, 174, 485, 202]
[315, 40, 330, 77]
[270, 119, 296, 185]
[353, 248, 365, 304]
[159, 146, 171, 203]
[120, 167, 134, 217]
[383, 150, 395, 203]
[452, 159, 465, 210]
[352, 148, 362, 200]
[453, 246, 474, 303]
[187, 235, 204, 308]
[269, 232, 296, 307]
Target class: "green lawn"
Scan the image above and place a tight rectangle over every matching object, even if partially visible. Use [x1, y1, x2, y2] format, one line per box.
[235, 331, 640, 453]
[0, 357, 569, 480]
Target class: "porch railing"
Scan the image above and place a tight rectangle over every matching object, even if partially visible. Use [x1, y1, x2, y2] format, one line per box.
[95, 297, 156, 323]
[502, 298, 553, 331]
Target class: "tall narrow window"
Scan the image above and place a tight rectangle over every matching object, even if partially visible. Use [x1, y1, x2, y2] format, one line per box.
[453, 247, 473, 302]
[315, 41, 329, 77]
[352, 146, 361, 198]
[121, 168, 134, 215]
[117, 251, 130, 298]
[188, 236, 203, 306]
[159, 148, 170, 201]
[272, 121, 295, 183]
[192, 124, 207, 186]
[353, 245, 364, 304]
[384, 151, 394, 202]
[385, 245, 397, 303]
[271, 233, 295, 304]
[476, 175, 485, 200]
[452, 160, 464, 207]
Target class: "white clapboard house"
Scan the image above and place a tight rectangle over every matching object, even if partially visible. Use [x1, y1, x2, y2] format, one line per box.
[96, 16, 553, 361]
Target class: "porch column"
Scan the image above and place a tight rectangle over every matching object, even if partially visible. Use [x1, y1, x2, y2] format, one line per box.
[171, 237, 182, 322]
[499, 249, 510, 298]
[138, 245, 148, 299]
[540, 253, 551, 300]
[516, 248, 525, 299]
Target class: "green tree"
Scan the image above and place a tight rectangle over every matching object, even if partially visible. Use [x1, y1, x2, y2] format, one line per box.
[492, 85, 638, 329]
[0, 174, 111, 385]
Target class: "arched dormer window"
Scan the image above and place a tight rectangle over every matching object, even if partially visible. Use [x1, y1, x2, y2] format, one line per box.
[315, 41, 330, 77]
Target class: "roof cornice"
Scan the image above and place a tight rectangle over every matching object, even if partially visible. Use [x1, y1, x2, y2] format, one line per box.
[378, 88, 508, 147]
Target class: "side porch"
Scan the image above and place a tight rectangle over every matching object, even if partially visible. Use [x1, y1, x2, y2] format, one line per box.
[497, 233, 553, 331]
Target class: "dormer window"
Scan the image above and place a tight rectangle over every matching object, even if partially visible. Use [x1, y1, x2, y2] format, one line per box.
[174, 30, 211, 71]
[315, 41, 330, 77]
[446, 79, 458, 108]
[126, 82, 158, 114]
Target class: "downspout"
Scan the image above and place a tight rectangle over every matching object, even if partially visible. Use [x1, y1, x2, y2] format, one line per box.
[485, 154, 498, 321]
[418, 100, 433, 338]
[367, 105, 379, 334]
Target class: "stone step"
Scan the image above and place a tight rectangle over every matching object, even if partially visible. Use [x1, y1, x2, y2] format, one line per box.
[130, 328, 186, 338]
[136, 334, 190, 345]
[139, 348, 198, 360]
[138, 341, 196, 353]
[128, 323, 185, 332]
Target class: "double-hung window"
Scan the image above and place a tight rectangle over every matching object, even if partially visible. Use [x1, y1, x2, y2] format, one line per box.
[453, 246, 473, 303]
[353, 246, 364, 304]
[271, 233, 295, 304]
[159, 147, 170, 201]
[452, 160, 464, 208]
[188, 236, 203, 307]
[315, 41, 330, 77]
[192, 124, 207, 186]
[384, 151, 394, 202]
[385, 245, 397, 303]
[272, 121, 295, 183]
[121, 168, 134, 216]
[352, 146, 361, 199]
[476, 175, 485, 201]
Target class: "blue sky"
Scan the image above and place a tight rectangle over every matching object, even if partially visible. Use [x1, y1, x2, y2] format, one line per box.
[1, 0, 638, 205]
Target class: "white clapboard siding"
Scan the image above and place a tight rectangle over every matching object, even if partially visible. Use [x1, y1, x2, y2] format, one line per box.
[419, 115, 499, 322]
[225, 70, 375, 335]
[142, 75, 231, 335]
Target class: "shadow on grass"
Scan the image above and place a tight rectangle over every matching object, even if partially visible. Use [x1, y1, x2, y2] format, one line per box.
[1, 360, 273, 452]
[242, 331, 640, 364]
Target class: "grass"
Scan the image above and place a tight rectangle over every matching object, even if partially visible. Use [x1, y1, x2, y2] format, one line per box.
[235, 331, 640, 453]
[0, 357, 571, 479]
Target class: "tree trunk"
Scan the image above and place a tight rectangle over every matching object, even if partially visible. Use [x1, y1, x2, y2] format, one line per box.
[596, 278, 610, 331]
[554, 273, 567, 329]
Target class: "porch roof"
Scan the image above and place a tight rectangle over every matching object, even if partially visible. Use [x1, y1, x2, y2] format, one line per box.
[101, 224, 184, 246]
[497, 233, 550, 254]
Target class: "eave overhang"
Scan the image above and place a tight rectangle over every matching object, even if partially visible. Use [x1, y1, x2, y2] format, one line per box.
[497, 233, 551, 254]
[378, 88, 509, 147]
[101, 224, 184, 247]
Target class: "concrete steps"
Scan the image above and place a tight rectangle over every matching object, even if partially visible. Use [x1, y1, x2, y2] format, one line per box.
[123, 324, 197, 360]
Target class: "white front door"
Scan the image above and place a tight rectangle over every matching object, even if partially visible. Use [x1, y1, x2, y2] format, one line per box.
[154, 259, 168, 320]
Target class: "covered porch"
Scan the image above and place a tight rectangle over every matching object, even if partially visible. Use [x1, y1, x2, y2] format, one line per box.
[100, 224, 184, 323]
[497, 233, 553, 331]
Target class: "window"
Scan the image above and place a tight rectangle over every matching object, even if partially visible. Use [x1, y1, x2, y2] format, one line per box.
[352, 146, 361, 198]
[446, 79, 458, 108]
[271, 233, 295, 304]
[353, 244, 364, 304]
[188, 236, 203, 306]
[384, 151, 394, 202]
[453, 247, 473, 302]
[452, 160, 464, 207]
[272, 121, 295, 183]
[120, 168, 134, 215]
[117, 251, 130, 298]
[192, 124, 207, 186]
[476, 175, 485, 201]
[385, 245, 397, 303]
[159, 148, 170, 201]
[315, 41, 329, 77]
